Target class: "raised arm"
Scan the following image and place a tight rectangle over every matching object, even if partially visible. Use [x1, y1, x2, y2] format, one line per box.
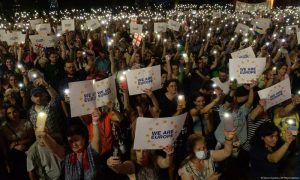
[278, 96, 300, 117]
[267, 131, 295, 163]
[211, 130, 235, 162]
[245, 81, 257, 108]
[34, 78, 58, 99]
[249, 99, 265, 121]
[199, 88, 222, 114]
[143, 89, 160, 116]
[156, 145, 174, 168]
[91, 108, 101, 153]
[37, 130, 65, 160]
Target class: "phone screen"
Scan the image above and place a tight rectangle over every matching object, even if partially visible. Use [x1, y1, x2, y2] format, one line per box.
[288, 125, 298, 136]
[224, 118, 235, 132]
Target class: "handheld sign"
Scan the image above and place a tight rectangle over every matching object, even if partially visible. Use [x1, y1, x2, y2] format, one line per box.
[125, 65, 161, 95]
[62, 19, 75, 32]
[229, 58, 266, 84]
[133, 113, 187, 149]
[69, 76, 117, 117]
[258, 78, 292, 110]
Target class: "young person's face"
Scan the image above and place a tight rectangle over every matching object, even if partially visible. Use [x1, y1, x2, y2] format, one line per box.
[49, 53, 58, 64]
[135, 150, 150, 165]
[194, 96, 205, 108]
[262, 131, 279, 148]
[161, 74, 167, 85]
[6, 107, 19, 121]
[278, 66, 287, 76]
[167, 82, 177, 95]
[219, 72, 228, 83]
[172, 65, 179, 74]
[64, 62, 76, 75]
[68, 135, 86, 153]
[31, 93, 46, 105]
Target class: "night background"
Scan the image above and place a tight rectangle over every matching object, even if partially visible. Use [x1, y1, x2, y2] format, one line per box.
[0, 0, 299, 12]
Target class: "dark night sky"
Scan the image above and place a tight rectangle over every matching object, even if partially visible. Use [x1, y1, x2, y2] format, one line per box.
[0, 0, 296, 12]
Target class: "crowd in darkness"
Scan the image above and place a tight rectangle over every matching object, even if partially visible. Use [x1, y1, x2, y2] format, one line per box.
[0, 4, 299, 180]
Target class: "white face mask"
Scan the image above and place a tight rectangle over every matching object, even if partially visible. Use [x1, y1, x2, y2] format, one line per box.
[195, 150, 207, 160]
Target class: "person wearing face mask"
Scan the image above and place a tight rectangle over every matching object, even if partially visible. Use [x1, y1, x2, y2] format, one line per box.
[178, 130, 235, 180]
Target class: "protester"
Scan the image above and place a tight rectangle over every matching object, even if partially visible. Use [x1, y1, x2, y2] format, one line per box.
[0, 3, 298, 180]
[250, 122, 296, 179]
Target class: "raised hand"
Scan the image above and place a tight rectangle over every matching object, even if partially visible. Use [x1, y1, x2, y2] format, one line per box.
[162, 145, 174, 155]
[91, 108, 101, 123]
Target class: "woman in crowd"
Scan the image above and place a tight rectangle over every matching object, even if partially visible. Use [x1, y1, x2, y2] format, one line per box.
[189, 88, 222, 135]
[179, 130, 236, 180]
[0, 105, 34, 180]
[106, 145, 174, 180]
[64, 109, 103, 180]
[250, 122, 296, 179]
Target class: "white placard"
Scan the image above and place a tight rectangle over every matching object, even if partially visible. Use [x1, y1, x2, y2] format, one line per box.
[69, 76, 117, 117]
[6, 31, 23, 46]
[231, 47, 256, 59]
[0, 30, 6, 42]
[86, 19, 101, 31]
[253, 18, 271, 34]
[61, 19, 75, 32]
[297, 31, 300, 45]
[167, 20, 181, 31]
[29, 35, 56, 52]
[235, 23, 250, 35]
[29, 19, 43, 29]
[258, 78, 292, 110]
[285, 25, 298, 35]
[154, 23, 167, 33]
[133, 113, 187, 150]
[126, 65, 161, 96]
[35, 23, 52, 35]
[229, 58, 266, 84]
[130, 23, 143, 34]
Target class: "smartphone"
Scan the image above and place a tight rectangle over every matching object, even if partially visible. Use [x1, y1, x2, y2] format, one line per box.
[178, 95, 186, 108]
[224, 118, 235, 132]
[288, 125, 298, 136]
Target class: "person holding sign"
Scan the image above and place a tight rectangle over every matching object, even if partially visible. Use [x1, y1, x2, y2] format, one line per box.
[250, 122, 296, 179]
[106, 145, 174, 180]
[178, 130, 236, 180]
[64, 109, 104, 180]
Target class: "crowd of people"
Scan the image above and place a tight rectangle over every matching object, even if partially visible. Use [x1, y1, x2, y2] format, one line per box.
[0, 3, 299, 180]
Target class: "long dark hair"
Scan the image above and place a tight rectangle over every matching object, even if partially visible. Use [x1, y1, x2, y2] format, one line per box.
[251, 122, 280, 147]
